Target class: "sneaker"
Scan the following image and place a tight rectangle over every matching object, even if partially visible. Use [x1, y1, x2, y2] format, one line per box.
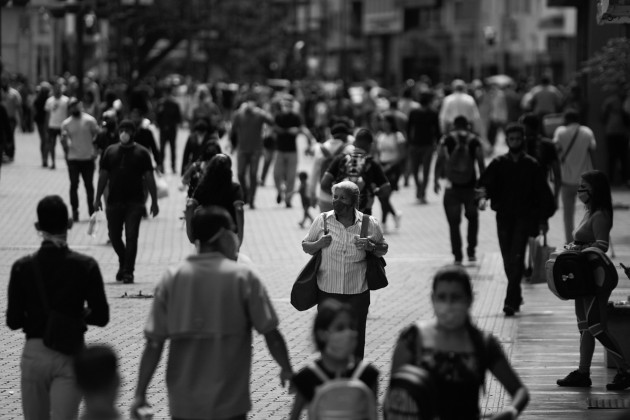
[468, 255, 477, 263]
[418, 197, 428, 205]
[503, 305, 516, 317]
[276, 192, 282, 204]
[121, 273, 134, 284]
[394, 212, 402, 229]
[557, 370, 592, 387]
[454, 259, 463, 266]
[606, 370, 630, 391]
[115, 269, 124, 282]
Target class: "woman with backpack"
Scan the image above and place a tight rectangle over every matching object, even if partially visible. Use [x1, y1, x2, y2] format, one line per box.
[289, 299, 379, 420]
[556, 170, 630, 390]
[375, 114, 405, 229]
[388, 266, 529, 420]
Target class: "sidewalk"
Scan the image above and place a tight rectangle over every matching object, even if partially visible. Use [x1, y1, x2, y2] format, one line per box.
[0, 130, 628, 418]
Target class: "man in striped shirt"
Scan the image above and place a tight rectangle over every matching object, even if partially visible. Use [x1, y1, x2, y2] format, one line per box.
[302, 180, 388, 360]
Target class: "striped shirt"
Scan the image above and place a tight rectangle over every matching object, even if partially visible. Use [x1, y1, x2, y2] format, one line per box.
[303, 210, 386, 294]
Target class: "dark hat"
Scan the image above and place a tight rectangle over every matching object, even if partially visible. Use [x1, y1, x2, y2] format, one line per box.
[118, 120, 136, 133]
[330, 123, 351, 138]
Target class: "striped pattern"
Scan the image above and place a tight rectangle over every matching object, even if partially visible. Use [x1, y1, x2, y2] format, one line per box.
[303, 210, 386, 294]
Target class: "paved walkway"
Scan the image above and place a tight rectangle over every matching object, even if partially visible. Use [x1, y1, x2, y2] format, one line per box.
[0, 129, 629, 419]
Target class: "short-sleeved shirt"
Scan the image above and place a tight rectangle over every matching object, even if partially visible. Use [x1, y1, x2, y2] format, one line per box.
[45, 95, 70, 129]
[144, 252, 279, 418]
[573, 210, 612, 246]
[61, 114, 99, 160]
[293, 359, 379, 402]
[439, 131, 482, 188]
[100, 143, 153, 204]
[553, 124, 596, 185]
[303, 210, 386, 294]
[376, 131, 405, 164]
[275, 112, 302, 152]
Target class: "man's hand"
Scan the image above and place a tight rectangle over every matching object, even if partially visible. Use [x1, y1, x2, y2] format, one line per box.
[280, 368, 293, 388]
[130, 396, 149, 419]
[318, 234, 332, 249]
[93, 197, 103, 212]
[150, 201, 159, 218]
[539, 222, 549, 235]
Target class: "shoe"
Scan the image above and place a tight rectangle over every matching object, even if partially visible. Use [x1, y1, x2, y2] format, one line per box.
[557, 370, 592, 387]
[116, 269, 124, 282]
[454, 259, 463, 266]
[606, 370, 630, 391]
[468, 255, 477, 263]
[72, 213, 79, 222]
[42, 162, 48, 168]
[121, 273, 134, 284]
[394, 212, 402, 229]
[50, 165, 56, 170]
[503, 305, 516, 317]
[249, 202, 255, 210]
[285, 201, 292, 208]
[276, 192, 282, 204]
[418, 197, 428, 205]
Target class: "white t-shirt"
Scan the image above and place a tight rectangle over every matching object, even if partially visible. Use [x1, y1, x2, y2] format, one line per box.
[553, 123, 596, 185]
[45, 95, 70, 129]
[61, 113, 99, 160]
[376, 131, 405, 164]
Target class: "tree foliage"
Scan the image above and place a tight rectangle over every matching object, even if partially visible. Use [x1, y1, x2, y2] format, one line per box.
[581, 37, 630, 92]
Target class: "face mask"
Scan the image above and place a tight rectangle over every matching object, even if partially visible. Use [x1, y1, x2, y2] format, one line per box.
[332, 200, 353, 215]
[434, 301, 469, 330]
[577, 188, 590, 204]
[119, 132, 131, 144]
[325, 329, 357, 360]
[39, 231, 68, 248]
[508, 142, 524, 154]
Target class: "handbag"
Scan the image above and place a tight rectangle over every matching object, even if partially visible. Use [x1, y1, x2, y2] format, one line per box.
[546, 249, 597, 300]
[155, 170, 169, 199]
[360, 214, 388, 290]
[528, 233, 555, 284]
[31, 254, 86, 355]
[291, 216, 327, 311]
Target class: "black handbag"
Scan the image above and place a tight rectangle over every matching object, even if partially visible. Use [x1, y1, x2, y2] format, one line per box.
[361, 215, 388, 290]
[32, 255, 86, 355]
[291, 216, 327, 311]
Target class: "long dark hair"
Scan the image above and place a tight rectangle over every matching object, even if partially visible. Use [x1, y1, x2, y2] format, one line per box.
[193, 154, 234, 206]
[581, 170, 613, 225]
[313, 299, 356, 352]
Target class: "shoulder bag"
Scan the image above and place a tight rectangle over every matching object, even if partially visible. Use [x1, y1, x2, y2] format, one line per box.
[31, 254, 86, 355]
[560, 126, 580, 164]
[291, 215, 327, 311]
[361, 214, 388, 290]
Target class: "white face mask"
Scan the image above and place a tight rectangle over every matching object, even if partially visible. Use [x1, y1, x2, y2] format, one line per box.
[119, 132, 131, 144]
[195, 228, 239, 260]
[324, 329, 357, 361]
[433, 302, 469, 330]
[39, 231, 68, 248]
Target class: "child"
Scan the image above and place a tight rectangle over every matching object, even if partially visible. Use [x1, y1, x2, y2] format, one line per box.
[294, 171, 314, 228]
[289, 299, 379, 419]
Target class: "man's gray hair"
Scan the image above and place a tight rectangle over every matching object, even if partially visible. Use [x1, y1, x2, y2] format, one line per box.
[331, 180, 360, 206]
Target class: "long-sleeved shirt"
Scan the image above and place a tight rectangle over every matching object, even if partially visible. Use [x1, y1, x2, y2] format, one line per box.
[6, 241, 109, 338]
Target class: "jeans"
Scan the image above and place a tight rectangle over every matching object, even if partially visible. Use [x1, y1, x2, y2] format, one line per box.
[20, 339, 82, 420]
[237, 150, 262, 205]
[36, 121, 48, 165]
[317, 289, 370, 361]
[443, 187, 478, 261]
[260, 148, 275, 185]
[561, 183, 579, 244]
[496, 213, 530, 309]
[160, 126, 178, 172]
[5, 117, 16, 158]
[67, 160, 95, 217]
[46, 128, 61, 168]
[106, 202, 144, 275]
[607, 133, 630, 185]
[273, 151, 298, 203]
[408, 145, 435, 199]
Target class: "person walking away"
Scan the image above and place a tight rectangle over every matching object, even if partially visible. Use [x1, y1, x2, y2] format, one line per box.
[556, 170, 630, 390]
[407, 93, 441, 203]
[390, 266, 529, 420]
[74, 345, 122, 420]
[130, 108, 160, 169]
[522, 75, 563, 119]
[130, 206, 293, 420]
[6, 195, 109, 420]
[292, 171, 313, 228]
[156, 87, 182, 174]
[321, 128, 391, 216]
[181, 142, 222, 198]
[289, 299, 379, 419]
[486, 84, 508, 148]
[274, 99, 315, 207]
[231, 96, 274, 209]
[302, 180, 388, 360]
[553, 109, 596, 244]
[33, 82, 52, 167]
[60, 98, 100, 222]
[434, 116, 486, 265]
[477, 123, 555, 316]
[375, 114, 405, 229]
[439, 79, 484, 139]
[601, 91, 630, 187]
[94, 120, 159, 284]
[93, 111, 119, 162]
[1, 73, 23, 162]
[44, 82, 70, 170]
[181, 120, 216, 176]
[0, 103, 11, 183]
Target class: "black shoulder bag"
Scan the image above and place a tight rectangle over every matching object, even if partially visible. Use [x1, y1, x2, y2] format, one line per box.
[291, 215, 328, 311]
[31, 254, 86, 355]
[361, 214, 388, 290]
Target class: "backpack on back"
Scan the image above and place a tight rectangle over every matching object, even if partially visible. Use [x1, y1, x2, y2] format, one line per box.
[445, 133, 476, 185]
[336, 152, 370, 192]
[320, 143, 345, 180]
[383, 364, 437, 420]
[308, 360, 377, 420]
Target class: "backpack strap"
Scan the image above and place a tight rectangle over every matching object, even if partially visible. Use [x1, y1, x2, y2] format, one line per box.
[560, 126, 580, 164]
[360, 214, 369, 238]
[309, 361, 331, 383]
[350, 359, 368, 380]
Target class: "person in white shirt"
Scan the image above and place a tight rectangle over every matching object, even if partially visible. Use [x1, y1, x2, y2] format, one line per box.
[44, 83, 70, 169]
[61, 98, 99, 221]
[553, 109, 597, 243]
[439, 79, 484, 137]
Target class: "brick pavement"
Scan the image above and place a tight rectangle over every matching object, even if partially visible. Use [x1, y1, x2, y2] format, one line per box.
[0, 129, 629, 418]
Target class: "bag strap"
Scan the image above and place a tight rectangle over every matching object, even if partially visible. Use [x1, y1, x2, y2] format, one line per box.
[412, 322, 425, 366]
[350, 359, 368, 380]
[560, 126, 580, 164]
[309, 361, 331, 383]
[360, 214, 369, 238]
[30, 253, 50, 313]
[322, 213, 328, 235]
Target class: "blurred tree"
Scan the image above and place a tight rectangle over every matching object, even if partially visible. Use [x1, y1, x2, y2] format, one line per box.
[581, 37, 630, 92]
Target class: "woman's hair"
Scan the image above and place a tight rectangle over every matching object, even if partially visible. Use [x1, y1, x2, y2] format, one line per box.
[313, 299, 356, 351]
[199, 141, 222, 162]
[432, 265, 473, 301]
[194, 154, 234, 206]
[581, 170, 613, 223]
[383, 114, 398, 132]
[331, 181, 360, 207]
[191, 205, 235, 242]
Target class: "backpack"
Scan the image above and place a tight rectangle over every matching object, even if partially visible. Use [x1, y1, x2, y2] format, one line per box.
[320, 143, 345, 180]
[337, 152, 371, 192]
[308, 360, 377, 420]
[546, 249, 598, 300]
[444, 133, 476, 185]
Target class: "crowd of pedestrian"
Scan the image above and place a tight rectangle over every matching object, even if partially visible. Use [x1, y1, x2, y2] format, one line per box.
[3, 68, 630, 419]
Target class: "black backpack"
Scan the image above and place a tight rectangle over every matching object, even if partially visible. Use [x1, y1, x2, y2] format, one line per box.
[547, 250, 597, 300]
[444, 133, 476, 185]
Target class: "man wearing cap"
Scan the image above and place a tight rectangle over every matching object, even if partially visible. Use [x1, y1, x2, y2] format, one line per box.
[94, 120, 159, 284]
[61, 98, 100, 221]
[439, 79, 484, 137]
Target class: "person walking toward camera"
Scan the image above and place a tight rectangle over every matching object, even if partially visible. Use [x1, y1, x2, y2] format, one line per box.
[556, 170, 630, 391]
[6, 195, 109, 420]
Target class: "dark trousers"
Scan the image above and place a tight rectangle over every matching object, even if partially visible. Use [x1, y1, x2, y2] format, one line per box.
[317, 289, 370, 361]
[5, 117, 16, 158]
[106, 202, 144, 275]
[496, 213, 530, 309]
[46, 128, 61, 168]
[443, 187, 478, 261]
[237, 150, 261, 205]
[408, 145, 434, 199]
[159, 126, 178, 172]
[260, 148, 275, 185]
[36, 121, 48, 165]
[67, 159, 95, 217]
[607, 134, 630, 185]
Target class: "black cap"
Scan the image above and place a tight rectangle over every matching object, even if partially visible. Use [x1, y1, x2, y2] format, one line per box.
[331, 123, 351, 138]
[118, 120, 136, 133]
